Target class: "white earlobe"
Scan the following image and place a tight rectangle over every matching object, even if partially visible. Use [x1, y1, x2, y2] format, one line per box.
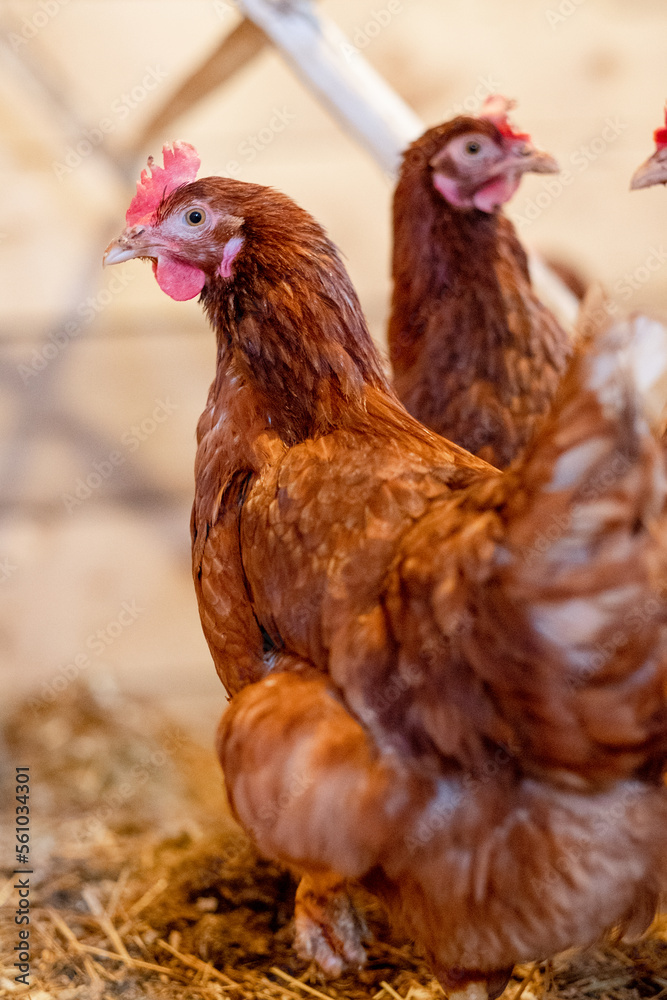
[219, 236, 245, 278]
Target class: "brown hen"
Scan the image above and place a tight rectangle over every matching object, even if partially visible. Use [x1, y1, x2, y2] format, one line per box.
[388, 96, 572, 469]
[105, 144, 667, 1000]
[631, 102, 667, 192]
[631, 103, 667, 444]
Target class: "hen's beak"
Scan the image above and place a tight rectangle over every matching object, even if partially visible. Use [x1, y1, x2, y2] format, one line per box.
[630, 150, 667, 190]
[103, 225, 157, 267]
[507, 144, 560, 176]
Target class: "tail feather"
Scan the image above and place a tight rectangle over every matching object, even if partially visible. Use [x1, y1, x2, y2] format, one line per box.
[467, 315, 667, 782]
[620, 314, 667, 403]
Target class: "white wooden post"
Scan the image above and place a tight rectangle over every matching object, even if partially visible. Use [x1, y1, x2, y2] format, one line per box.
[235, 0, 424, 176]
[235, 0, 579, 325]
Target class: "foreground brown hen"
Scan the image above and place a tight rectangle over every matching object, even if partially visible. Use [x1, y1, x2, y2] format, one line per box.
[105, 143, 667, 1000]
[389, 96, 572, 469]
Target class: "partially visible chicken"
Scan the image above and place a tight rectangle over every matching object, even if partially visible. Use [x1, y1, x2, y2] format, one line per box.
[105, 144, 667, 999]
[631, 103, 667, 191]
[389, 96, 572, 469]
[631, 104, 667, 442]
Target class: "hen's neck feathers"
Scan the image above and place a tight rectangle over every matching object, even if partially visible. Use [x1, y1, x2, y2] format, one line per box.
[200, 200, 391, 447]
[192, 189, 472, 534]
[389, 146, 531, 375]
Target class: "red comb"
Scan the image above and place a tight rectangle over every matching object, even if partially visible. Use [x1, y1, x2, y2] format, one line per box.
[653, 103, 667, 149]
[126, 141, 201, 226]
[479, 94, 530, 142]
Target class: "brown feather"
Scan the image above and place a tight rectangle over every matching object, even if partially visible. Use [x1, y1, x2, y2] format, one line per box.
[388, 119, 572, 468]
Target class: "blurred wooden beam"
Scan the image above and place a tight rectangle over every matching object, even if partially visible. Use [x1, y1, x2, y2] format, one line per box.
[234, 0, 577, 323]
[1, 0, 579, 326]
[0, 14, 133, 183]
[132, 18, 268, 155]
[236, 0, 423, 176]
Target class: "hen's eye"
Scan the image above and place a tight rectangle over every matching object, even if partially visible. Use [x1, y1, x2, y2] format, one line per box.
[185, 208, 206, 226]
[465, 140, 482, 155]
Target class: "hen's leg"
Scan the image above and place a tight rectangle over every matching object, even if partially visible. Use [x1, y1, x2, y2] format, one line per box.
[294, 872, 368, 977]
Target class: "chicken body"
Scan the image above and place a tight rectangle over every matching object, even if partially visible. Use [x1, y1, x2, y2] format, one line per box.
[106, 156, 667, 997]
[388, 102, 572, 469]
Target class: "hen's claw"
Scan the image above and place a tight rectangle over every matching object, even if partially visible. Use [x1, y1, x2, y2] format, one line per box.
[294, 874, 368, 978]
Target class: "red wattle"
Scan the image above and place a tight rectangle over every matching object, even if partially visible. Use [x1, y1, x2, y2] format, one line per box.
[473, 173, 521, 213]
[153, 256, 206, 301]
[433, 172, 521, 213]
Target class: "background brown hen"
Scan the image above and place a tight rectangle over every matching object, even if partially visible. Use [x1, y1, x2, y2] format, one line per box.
[388, 98, 573, 469]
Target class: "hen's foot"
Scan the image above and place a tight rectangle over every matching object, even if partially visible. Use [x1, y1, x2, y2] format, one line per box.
[294, 873, 368, 978]
[437, 967, 513, 1000]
